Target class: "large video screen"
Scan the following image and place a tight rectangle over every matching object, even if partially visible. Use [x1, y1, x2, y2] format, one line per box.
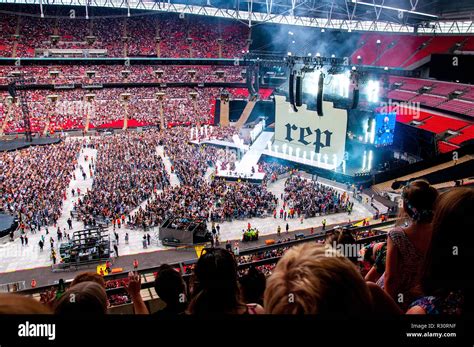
[374, 112, 396, 146]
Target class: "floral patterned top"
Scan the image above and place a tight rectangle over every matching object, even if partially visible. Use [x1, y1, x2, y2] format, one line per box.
[409, 291, 464, 315]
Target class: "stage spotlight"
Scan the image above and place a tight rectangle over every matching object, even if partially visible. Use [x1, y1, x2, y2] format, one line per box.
[302, 70, 320, 97]
[327, 72, 350, 98]
[367, 150, 373, 171]
[366, 80, 380, 103]
[338, 72, 350, 98]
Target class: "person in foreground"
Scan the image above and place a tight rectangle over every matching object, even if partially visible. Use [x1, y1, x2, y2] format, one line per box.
[407, 188, 474, 314]
[377, 180, 438, 309]
[153, 264, 187, 316]
[187, 248, 264, 315]
[264, 243, 402, 314]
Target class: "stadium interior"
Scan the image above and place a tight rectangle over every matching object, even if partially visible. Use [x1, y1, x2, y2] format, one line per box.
[0, 0, 474, 323]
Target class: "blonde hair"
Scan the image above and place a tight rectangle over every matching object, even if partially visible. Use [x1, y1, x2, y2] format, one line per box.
[264, 243, 373, 314]
[0, 294, 52, 314]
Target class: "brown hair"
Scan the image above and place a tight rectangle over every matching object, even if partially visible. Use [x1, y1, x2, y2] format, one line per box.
[0, 294, 52, 314]
[400, 179, 438, 223]
[422, 188, 474, 312]
[264, 243, 373, 314]
[187, 248, 244, 315]
[71, 272, 106, 288]
[54, 281, 108, 315]
[325, 229, 358, 263]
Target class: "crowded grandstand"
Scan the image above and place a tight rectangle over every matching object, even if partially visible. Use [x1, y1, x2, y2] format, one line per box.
[0, 1, 474, 338]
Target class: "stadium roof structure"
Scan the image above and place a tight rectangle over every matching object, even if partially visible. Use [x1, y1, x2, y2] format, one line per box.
[1, 0, 474, 33]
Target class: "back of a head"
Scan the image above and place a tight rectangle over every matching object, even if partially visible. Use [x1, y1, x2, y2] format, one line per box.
[0, 294, 52, 314]
[239, 266, 266, 305]
[401, 179, 439, 223]
[71, 272, 106, 288]
[154, 264, 186, 306]
[325, 229, 358, 263]
[264, 243, 373, 314]
[54, 281, 108, 315]
[188, 248, 242, 314]
[423, 188, 474, 311]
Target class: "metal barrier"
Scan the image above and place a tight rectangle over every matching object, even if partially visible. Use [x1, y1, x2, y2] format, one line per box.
[17, 219, 396, 297]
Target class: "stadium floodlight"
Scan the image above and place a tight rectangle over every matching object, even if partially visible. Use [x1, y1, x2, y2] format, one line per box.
[351, 0, 438, 19]
[367, 80, 380, 103]
[302, 70, 321, 97]
[327, 72, 350, 98]
[369, 119, 376, 144]
[362, 150, 367, 171]
[367, 150, 373, 171]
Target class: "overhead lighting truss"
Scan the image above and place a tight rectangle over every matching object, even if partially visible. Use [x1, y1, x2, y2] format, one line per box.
[0, 0, 472, 34]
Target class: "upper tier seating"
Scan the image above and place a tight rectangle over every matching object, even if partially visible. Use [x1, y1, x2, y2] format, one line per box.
[0, 12, 249, 59]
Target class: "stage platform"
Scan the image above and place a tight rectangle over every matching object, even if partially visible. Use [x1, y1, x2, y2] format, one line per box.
[0, 137, 62, 152]
[189, 139, 246, 151]
[262, 149, 338, 171]
[235, 131, 274, 173]
[213, 131, 273, 182]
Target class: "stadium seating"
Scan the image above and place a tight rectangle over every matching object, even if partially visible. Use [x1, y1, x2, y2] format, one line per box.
[437, 141, 460, 153]
[409, 94, 446, 108]
[376, 35, 430, 67]
[403, 36, 464, 68]
[387, 89, 417, 102]
[436, 99, 474, 116]
[448, 125, 474, 145]
[416, 116, 470, 133]
[0, 12, 249, 58]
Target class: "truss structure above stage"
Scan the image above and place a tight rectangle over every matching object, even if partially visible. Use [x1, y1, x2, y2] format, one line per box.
[1, 0, 473, 34]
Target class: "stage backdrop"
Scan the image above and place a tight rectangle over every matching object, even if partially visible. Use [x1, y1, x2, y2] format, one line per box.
[273, 95, 348, 167]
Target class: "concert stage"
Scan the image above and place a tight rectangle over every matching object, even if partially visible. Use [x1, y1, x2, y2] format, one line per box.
[0, 137, 62, 152]
[0, 213, 18, 238]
